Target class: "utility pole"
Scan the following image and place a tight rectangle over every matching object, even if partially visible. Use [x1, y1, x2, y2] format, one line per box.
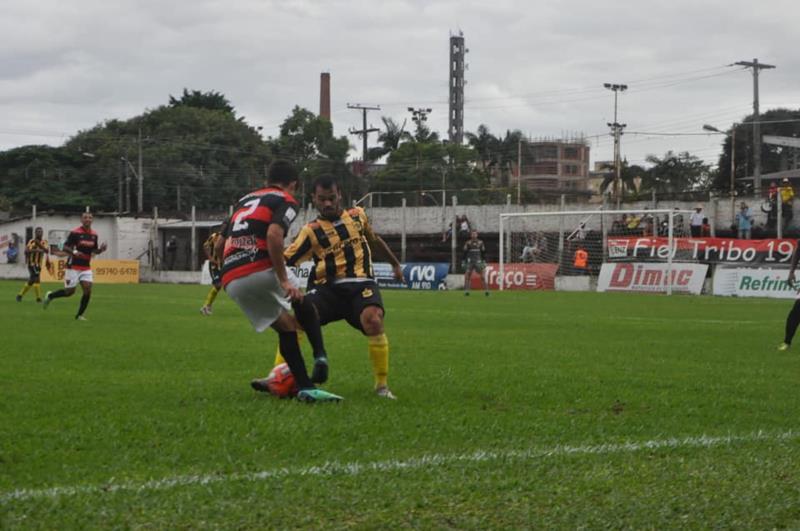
[604, 83, 627, 208]
[733, 58, 775, 195]
[517, 137, 522, 205]
[408, 107, 432, 205]
[347, 103, 380, 171]
[137, 127, 144, 213]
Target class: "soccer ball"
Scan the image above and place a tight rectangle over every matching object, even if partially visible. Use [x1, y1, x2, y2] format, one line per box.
[265, 363, 299, 398]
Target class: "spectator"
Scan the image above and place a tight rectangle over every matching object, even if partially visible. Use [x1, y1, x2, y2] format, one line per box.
[520, 235, 541, 263]
[690, 205, 704, 237]
[457, 215, 471, 240]
[165, 235, 178, 270]
[780, 178, 795, 228]
[573, 247, 589, 274]
[701, 217, 712, 237]
[735, 202, 753, 239]
[6, 237, 18, 264]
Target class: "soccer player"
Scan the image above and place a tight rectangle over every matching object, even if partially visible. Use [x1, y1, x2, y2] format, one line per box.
[43, 212, 107, 320]
[778, 243, 800, 351]
[462, 230, 489, 296]
[282, 176, 404, 399]
[16, 227, 52, 303]
[219, 160, 341, 403]
[200, 224, 225, 315]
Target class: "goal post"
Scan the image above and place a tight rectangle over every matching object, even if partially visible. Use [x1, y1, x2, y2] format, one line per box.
[498, 208, 696, 294]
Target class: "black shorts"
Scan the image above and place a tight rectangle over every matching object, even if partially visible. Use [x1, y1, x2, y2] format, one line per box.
[306, 280, 384, 334]
[210, 266, 222, 288]
[28, 265, 41, 282]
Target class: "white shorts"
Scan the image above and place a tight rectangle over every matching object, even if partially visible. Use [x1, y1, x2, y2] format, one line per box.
[225, 269, 300, 332]
[65, 269, 93, 289]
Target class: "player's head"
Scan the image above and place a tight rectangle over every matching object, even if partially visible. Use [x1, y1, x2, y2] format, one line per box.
[312, 176, 342, 220]
[470, 230, 478, 240]
[81, 212, 93, 229]
[34, 227, 43, 239]
[266, 159, 299, 192]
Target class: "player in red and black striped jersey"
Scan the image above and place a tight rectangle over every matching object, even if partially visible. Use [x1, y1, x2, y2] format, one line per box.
[218, 159, 342, 402]
[43, 212, 107, 320]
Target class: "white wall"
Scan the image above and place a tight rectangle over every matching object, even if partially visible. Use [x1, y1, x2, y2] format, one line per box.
[0, 214, 181, 264]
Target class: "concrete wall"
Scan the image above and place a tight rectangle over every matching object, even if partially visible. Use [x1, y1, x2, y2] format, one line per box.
[0, 214, 182, 265]
[361, 199, 786, 235]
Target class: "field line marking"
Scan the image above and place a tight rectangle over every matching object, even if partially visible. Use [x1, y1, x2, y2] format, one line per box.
[1, 429, 796, 504]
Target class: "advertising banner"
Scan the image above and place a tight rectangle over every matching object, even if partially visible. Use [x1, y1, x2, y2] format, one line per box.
[597, 262, 707, 294]
[42, 259, 140, 284]
[713, 267, 797, 299]
[607, 237, 797, 265]
[396, 262, 450, 290]
[471, 263, 559, 291]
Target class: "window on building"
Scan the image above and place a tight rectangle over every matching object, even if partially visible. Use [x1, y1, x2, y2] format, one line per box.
[563, 147, 579, 160]
[533, 146, 558, 159]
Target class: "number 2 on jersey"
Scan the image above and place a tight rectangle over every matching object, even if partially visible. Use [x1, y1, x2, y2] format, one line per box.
[232, 199, 260, 232]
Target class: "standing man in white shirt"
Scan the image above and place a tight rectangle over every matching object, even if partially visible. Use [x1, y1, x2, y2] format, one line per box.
[689, 205, 704, 237]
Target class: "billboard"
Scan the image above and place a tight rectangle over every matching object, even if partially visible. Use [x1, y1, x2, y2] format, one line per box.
[607, 237, 796, 265]
[597, 262, 707, 294]
[42, 259, 140, 284]
[471, 263, 559, 291]
[713, 267, 798, 299]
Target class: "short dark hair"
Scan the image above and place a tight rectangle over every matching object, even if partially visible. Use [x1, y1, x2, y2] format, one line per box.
[267, 159, 299, 185]
[312, 176, 339, 193]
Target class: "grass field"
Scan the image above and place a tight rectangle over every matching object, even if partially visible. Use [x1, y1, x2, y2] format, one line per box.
[1, 279, 799, 529]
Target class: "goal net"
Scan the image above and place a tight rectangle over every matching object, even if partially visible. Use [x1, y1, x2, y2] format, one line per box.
[499, 208, 700, 294]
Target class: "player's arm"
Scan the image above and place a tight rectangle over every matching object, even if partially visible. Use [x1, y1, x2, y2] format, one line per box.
[268, 203, 302, 301]
[214, 219, 230, 262]
[284, 227, 314, 266]
[362, 215, 402, 280]
[480, 241, 486, 262]
[788, 241, 800, 287]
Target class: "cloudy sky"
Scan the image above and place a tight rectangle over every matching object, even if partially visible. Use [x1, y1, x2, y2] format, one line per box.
[2, 0, 798, 169]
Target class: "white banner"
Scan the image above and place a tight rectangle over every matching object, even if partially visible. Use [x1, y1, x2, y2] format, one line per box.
[597, 262, 708, 294]
[713, 267, 798, 299]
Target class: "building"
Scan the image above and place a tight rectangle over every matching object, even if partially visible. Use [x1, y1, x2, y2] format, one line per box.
[519, 137, 591, 194]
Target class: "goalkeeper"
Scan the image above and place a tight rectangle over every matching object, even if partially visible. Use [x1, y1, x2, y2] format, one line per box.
[462, 230, 489, 296]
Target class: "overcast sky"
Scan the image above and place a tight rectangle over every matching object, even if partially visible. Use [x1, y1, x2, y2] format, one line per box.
[2, 0, 798, 169]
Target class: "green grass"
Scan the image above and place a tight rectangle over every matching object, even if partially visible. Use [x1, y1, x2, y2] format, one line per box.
[1, 280, 799, 529]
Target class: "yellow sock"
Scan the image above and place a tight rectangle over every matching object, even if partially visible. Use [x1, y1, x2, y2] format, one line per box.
[368, 334, 389, 388]
[33, 283, 42, 299]
[18, 284, 31, 297]
[203, 286, 219, 307]
[273, 329, 305, 366]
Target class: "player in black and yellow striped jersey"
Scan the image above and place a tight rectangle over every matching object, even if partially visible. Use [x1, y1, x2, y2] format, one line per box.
[282, 176, 404, 399]
[200, 224, 226, 315]
[16, 227, 52, 303]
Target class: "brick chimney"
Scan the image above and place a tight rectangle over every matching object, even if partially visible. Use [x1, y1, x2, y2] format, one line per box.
[319, 72, 331, 121]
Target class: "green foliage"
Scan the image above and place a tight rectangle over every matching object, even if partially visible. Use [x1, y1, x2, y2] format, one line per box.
[711, 108, 800, 191]
[168, 89, 235, 115]
[644, 150, 712, 193]
[268, 106, 355, 204]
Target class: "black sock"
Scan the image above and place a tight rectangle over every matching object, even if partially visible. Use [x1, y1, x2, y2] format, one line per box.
[785, 300, 800, 344]
[292, 298, 327, 360]
[49, 289, 69, 299]
[77, 293, 91, 317]
[278, 331, 313, 389]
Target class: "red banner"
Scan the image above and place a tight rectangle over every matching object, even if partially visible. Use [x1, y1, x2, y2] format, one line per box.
[469, 263, 559, 290]
[607, 237, 797, 265]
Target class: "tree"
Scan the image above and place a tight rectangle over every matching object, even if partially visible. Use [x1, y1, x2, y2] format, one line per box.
[465, 124, 500, 172]
[168, 89, 235, 115]
[710, 108, 800, 192]
[599, 160, 648, 197]
[367, 117, 410, 162]
[643, 151, 712, 194]
[268, 106, 354, 203]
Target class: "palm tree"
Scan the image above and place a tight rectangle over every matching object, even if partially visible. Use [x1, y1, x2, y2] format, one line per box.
[367, 117, 410, 162]
[465, 124, 499, 172]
